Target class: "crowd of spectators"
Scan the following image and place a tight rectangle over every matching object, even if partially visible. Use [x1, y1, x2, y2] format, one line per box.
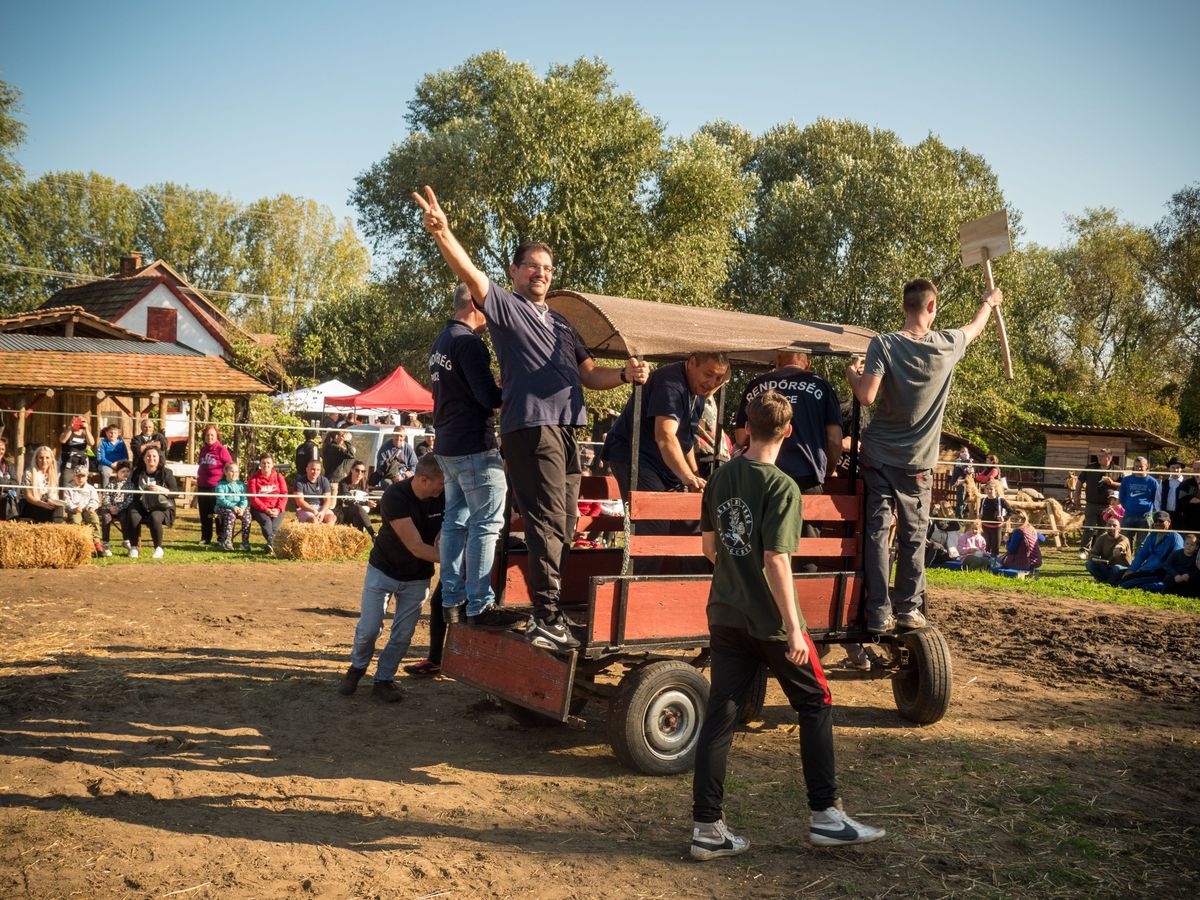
[0, 413, 438, 560]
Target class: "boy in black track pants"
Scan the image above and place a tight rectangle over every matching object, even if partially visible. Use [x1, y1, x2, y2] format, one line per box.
[690, 390, 886, 860]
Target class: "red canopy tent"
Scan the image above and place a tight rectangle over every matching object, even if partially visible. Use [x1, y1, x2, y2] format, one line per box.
[325, 365, 434, 412]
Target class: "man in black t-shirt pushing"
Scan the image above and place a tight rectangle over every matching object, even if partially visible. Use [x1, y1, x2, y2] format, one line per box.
[338, 454, 445, 702]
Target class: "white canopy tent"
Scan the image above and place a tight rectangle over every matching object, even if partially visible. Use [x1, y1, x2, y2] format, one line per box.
[271, 379, 396, 421]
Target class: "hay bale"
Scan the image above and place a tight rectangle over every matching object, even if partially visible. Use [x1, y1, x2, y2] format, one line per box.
[273, 522, 370, 560]
[0, 522, 93, 569]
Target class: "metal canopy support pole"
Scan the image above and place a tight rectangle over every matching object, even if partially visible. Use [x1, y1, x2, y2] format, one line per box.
[713, 384, 727, 473]
[620, 381, 643, 578]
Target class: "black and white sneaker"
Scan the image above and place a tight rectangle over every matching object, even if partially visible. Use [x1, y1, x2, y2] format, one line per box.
[526, 614, 580, 651]
[690, 819, 750, 860]
[809, 805, 886, 847]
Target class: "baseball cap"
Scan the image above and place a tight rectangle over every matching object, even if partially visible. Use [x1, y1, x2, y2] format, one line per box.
[72, 464, 89, 476]
[1153, 510, 1171, 523]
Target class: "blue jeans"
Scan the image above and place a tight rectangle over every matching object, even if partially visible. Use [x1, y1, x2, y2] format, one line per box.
[350, 565, 431, 682]
[436, 449, 506, 616]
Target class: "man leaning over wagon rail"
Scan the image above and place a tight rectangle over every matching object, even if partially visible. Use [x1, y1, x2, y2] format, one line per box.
[845, 277, 1002, 634]
[689, 390, 885, 860]
[601, 351, 730, 497]
[412, 186, 649, 653]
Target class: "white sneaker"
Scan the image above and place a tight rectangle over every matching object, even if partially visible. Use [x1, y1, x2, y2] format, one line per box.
[128, 547, 139, 559]
[152, 546, 164, 559]
[690, 819, 750, 860]
[809, 805, 886, 847]
[122, 540, 131, 550]
[102, 543, 112, 557]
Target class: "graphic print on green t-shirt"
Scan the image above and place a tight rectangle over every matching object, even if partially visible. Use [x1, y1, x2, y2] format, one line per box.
[701, 456, 805, 640]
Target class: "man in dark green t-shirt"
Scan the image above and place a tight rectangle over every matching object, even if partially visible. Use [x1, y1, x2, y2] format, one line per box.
[689, 391, 885, 861]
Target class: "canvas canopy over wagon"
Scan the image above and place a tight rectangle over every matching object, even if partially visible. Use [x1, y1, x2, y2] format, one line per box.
[440, 291, 954, 774]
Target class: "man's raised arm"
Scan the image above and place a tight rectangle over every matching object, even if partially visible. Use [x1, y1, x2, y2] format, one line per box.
[960, 287, 1003, 345]
[411, 186, 490, 305]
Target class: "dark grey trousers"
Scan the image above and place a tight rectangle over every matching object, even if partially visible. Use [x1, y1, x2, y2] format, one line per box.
[1080, 501, 1106, 551]
[502, 425, 581, 620]
[862, 463, 932, 626]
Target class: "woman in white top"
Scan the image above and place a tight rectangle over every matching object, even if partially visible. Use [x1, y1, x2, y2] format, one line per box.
[22, 445, 65, 523]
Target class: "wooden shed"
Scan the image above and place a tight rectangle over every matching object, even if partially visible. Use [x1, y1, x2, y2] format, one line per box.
[0, 307, 272, 474]
[1037, 423, 1180, 500]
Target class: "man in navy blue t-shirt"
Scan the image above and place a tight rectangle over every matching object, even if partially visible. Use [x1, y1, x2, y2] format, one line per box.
[414, 186, 649, 652]
[734, 352, 843, 496]
[602, 353, 730, 494]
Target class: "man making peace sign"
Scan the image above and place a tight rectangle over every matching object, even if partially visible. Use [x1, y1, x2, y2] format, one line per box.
[413, 186, 649, 652]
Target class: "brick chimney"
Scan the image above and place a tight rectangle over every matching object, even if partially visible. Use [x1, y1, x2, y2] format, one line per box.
[118, 252, 144, 277]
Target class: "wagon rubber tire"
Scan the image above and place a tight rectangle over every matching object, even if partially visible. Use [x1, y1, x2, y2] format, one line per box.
[737, 663, 768, 725]
[607, 660, 709, 775]
[890, 626, 952, 725]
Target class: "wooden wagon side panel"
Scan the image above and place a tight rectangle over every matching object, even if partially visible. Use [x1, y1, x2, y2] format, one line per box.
[441, 626, 576, 720]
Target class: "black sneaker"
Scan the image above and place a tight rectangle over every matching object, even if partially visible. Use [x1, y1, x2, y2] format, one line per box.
[337, 665, 366, 696]
[526, 614, 580, 652]
[468, 606, 527, 630]
[442, 604, 465, 624]
[371, 680, 405, 703]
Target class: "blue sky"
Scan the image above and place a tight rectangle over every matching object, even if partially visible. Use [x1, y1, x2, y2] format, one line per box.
[2, 0, 1196, 260]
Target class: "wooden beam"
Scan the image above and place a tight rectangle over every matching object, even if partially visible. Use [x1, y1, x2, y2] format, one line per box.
[186, 397, 196, 465]
[15, 394, 27, 475]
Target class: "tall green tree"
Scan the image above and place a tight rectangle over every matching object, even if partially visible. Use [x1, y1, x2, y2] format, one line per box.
[0, 79, 26, 268]
[352, 52, 753, 307]
[236, 194, 371, 334]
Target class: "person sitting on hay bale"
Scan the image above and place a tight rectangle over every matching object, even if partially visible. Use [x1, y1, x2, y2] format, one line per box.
[61, 464, 103, 555]
[124, 447, 177, 559]
[294, 459, 336, 525]
[997, 510, 1042, 573]
[336, 460, 376, 539]
[21, 445, 65, 524]
[1084, 518, 1133, 584]
[215, 461, 253, 552]
[338, 454, 445, 703]
[98, 460, 133, 556]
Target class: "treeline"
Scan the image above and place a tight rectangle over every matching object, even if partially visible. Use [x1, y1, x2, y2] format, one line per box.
[2, 58, 1196, 461]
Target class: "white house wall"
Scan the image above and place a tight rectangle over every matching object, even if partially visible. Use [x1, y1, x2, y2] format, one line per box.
[116, 284, 226, 357]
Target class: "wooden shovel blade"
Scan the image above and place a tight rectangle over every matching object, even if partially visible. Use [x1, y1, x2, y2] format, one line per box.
[959, 210, 1012, 267]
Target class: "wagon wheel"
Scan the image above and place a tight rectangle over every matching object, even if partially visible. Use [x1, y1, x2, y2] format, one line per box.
[737, 663, 769, 725]
[890, 626, 953, 725]
[607, 660, 709, 775]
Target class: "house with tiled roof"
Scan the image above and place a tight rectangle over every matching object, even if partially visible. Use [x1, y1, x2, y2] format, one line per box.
[37, 252, 254, 358]
[0, 301, 271, 474]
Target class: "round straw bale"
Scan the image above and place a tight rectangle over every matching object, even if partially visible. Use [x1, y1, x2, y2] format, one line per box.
[272, 522, 371, 560]
[0, 522, 94, 569]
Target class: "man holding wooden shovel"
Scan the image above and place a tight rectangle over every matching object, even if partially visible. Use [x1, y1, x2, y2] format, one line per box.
[846, 278, 1003, 632]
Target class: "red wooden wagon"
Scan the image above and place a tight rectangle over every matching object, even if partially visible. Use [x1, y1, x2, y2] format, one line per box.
[441, 292, 953, 774]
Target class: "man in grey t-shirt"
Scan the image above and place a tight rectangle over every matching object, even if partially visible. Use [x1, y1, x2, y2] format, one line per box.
[845, 278, 1003, 632]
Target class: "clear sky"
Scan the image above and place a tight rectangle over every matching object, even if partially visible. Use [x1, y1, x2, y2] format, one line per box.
[2, 0, 1196, 260]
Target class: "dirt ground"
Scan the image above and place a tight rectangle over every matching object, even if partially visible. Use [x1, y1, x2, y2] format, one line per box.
[1, 563, 1197, 899]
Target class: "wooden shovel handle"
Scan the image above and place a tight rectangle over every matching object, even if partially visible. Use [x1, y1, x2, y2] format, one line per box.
[982, 254, 1014, 380]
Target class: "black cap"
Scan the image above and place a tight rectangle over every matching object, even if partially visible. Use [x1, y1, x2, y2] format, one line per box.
[1153, 510, 1171, 523]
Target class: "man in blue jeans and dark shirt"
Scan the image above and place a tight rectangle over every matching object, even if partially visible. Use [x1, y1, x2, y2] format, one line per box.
[413, 186, 649, 652]
[338, 454, 445, 702]
[430, 285, 522, 629]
